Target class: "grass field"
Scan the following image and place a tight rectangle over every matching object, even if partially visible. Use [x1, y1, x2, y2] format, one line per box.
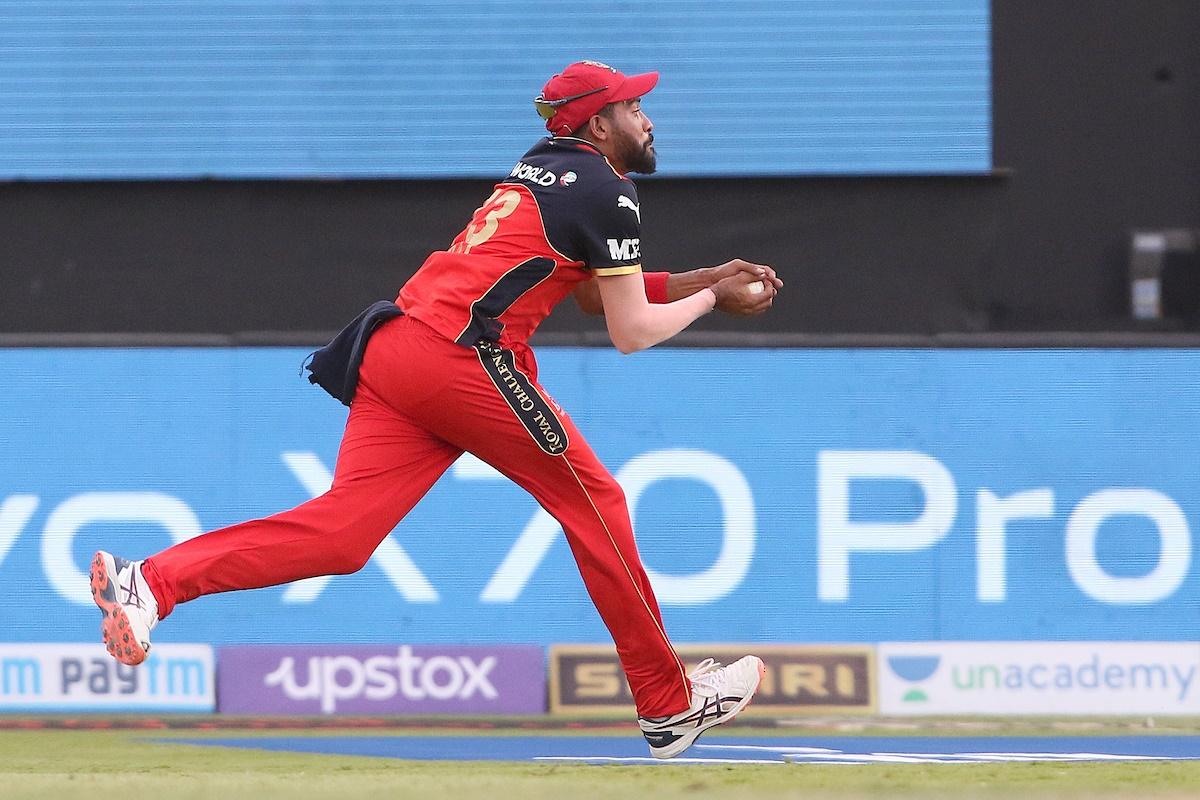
[4, 719, 1200, 800]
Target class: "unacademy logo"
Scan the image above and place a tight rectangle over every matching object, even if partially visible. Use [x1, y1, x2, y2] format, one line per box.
[949, 655, 1196, 700]
[264, 646, 498, 713]
[887, 655, 941, 703]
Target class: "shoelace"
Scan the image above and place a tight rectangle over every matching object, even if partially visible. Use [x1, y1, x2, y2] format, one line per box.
[688, 658, 721, 681]
[688, 658, 728, 697]
[639, 660, 728, 725]
[120, 563, 159, 628]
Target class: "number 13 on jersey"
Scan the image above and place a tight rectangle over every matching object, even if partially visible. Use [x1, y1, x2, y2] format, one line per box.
[449, 189, 522, 254]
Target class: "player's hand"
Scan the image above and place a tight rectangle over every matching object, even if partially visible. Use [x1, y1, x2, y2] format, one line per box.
[708, 259, 784, 292]
[710, 268, 778, 316]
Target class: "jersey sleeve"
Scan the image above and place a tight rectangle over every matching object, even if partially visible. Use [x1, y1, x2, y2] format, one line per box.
[574, 181, 643, 276]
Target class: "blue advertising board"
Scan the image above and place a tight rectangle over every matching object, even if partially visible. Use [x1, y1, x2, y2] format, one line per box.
[0, 1, 990, 178]
[2, 347, 1197, 646]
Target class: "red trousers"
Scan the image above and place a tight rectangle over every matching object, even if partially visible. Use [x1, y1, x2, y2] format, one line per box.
[142, 315, 691, 717]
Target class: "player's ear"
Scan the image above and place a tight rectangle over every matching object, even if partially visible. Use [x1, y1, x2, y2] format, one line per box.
[586, 113, 609, 142]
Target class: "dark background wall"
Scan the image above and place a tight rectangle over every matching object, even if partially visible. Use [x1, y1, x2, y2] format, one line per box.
[2, 1, 1197, 337]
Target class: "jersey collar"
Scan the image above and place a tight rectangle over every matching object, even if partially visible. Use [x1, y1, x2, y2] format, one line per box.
[546, 136, 628, 179]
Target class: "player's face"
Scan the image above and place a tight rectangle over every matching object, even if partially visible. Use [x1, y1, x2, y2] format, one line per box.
[608, 99, 656, 174]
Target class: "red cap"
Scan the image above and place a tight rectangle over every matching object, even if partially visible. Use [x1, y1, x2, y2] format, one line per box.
[535, 60, 659, 136]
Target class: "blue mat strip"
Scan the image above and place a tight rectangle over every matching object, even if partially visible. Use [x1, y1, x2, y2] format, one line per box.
[165, 734, 1200, 764]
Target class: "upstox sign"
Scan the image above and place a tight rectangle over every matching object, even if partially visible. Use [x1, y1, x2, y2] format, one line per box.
[218, 645, 544, 714]
[880, 642, 1200, 715]
[550, 644, 875, 715]
[0, 644, 214, 711]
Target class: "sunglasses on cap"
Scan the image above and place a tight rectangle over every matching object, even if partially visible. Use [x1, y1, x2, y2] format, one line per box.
[533, 85, 609, 120]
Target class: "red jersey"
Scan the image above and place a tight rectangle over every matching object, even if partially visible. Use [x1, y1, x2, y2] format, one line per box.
[397, 136, 644, 351]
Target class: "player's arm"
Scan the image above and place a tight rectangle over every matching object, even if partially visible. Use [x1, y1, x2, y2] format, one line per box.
[573, 182, 778, 346]
[573, 261, 783, 316]
[572, 270, 714, 315]
[597, 269, 768, 354]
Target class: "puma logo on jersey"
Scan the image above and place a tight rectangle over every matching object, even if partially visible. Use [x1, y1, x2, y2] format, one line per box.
[607, 238, 641, 261]
[617, 195, 641, 223]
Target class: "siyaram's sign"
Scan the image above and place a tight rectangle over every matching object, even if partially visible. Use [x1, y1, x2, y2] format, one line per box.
[218, 645, 545, 715]
[549, 644, 876, 715]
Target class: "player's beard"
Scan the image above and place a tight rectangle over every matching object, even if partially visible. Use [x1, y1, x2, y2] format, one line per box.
[619, 131, 657, 174]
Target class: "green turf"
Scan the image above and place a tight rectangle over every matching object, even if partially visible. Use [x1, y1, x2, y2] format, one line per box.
[3, 725, 1200, 800]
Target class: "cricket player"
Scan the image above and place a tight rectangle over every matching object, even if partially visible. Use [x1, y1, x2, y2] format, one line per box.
[91, 60, 782, 758]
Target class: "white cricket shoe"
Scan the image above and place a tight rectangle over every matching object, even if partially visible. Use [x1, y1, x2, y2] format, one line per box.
[638, 655, 766, 759]
[90, 551, 159, 666]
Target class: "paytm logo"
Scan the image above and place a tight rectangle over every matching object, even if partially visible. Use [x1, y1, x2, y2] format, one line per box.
[264, 646, 498, 713]
[2, 653, 206, 699]
[60, 653, 207, 697]
[0, 644, 214, 711]
[2, 657, 40, 696]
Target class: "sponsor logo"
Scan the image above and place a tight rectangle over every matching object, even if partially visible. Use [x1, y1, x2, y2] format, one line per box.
[616, 195, 641, 223]
[549, 644, 875, 715]
[476, 342, 568, 455]
[816, 451, 1194, 607]
[0, 644, 214, 710]
[606, 238, 640, 261]
[264, 646, 497, 713]
[1, 658, 39, 695]
[559, 171, 577, 187]
[886, 655, 941, 703]
[218, 644, 545, 715]
[950, 656, 1194, 698]
[880, 643, 1200, 715]
[510, 161, 557, 187]
[580, 60, 616, 72]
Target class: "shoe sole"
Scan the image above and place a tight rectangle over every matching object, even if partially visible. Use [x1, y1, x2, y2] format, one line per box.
[651, 657, 767, 759]
[90, 551, 148, 666]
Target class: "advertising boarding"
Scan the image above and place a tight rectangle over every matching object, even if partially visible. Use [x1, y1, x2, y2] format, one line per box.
[217, 644, 544, 715]
[2, 347, 1199, 648]
[0, 643, 214, 712]
[0, 2, 990, 178]
[549, 644, 875, 715]
[880, 642, 1200, 715]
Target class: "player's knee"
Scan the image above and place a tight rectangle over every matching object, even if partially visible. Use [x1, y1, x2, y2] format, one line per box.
[594, 475, 629, 510]
[326, 544, 375, 575]
[324, 532, 384, 575]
